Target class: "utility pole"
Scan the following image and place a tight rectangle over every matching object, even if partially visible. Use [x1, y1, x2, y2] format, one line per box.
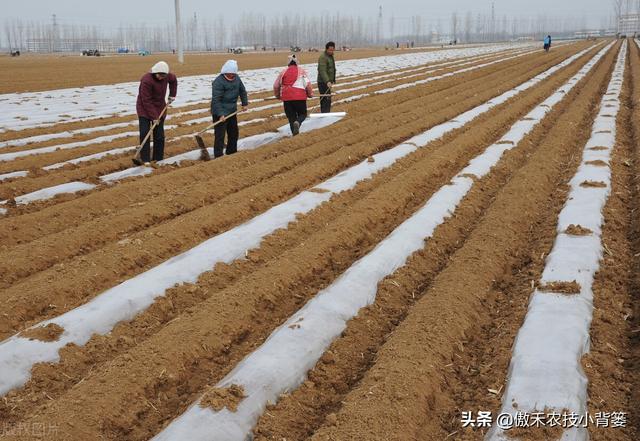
[389, 14, 395, 41]
[491, 2, 496, 41]
[174, 0, 184, 63]
[377, 5, 383, 45]
[51, 13, 58, 52]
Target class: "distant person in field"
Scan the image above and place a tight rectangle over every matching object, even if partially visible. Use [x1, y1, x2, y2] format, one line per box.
[544, 35, 552, 52]
[211, 59, 249, 158]
[135, 61, 177, 165]
[317, 41, 336, 113]
[274, 54, 314, 136]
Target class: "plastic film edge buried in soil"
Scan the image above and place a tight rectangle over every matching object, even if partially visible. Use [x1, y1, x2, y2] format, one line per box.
[0, 43, 602, 398]
[151, 44, 614, 441]
[486, 41, 627, 441]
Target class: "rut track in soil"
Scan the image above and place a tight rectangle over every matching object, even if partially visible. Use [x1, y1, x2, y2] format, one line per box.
[0, 46, 596, 439]
[0, 47, 588, 301]
[298, 41, 619, 441]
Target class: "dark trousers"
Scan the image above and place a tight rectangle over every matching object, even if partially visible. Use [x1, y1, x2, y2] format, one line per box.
[138, 117, 165, 162]
[213, 114, 239, 158]
[283, 100, 308, 133]
[318, 82, 332, 113]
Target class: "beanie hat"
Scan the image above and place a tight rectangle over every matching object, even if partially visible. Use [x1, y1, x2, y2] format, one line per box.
[221, 60, 239, 74]
[288, 54, 297, 65]
[151, 61, 170, 74]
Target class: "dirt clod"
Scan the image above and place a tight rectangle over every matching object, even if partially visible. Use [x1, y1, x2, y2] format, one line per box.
[19, 323, 64, 342]
[538, 281, 582, 295]
[586, 160, 608, 167]
[580, 180, 608, 188]
[565, 224, 593, 236]
[200, 384, 246, 413]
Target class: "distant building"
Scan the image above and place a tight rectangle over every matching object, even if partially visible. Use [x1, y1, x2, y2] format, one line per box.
[618, 13, 640, 35]
[574, 30, 602, 39]
[26, 38, 117, 53]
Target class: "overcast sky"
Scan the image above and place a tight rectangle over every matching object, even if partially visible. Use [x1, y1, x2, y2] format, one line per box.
[5, 0, 613, 28]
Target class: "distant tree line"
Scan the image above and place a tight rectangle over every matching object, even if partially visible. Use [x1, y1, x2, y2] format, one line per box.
[1, 10, 614, 53]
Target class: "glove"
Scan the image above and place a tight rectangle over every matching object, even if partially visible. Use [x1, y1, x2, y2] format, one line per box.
[167, 96, 175, 104]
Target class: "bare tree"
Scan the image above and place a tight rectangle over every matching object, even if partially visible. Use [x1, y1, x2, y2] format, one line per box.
[613, 0, 623, 31]
[389, 14, 395, 41]
[3, 7, 610, 54]
[464, 12, 472, 43]
[451, 12, 458, 42]
[4, 20, 14, 51]
[214, 15, 225, 50]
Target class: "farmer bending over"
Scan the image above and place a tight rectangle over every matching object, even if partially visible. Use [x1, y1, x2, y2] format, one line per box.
[135, 61, 177, 165]
[211, 60, 249, 158]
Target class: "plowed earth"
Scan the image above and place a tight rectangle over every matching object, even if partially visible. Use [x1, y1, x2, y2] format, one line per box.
[0, 40, 636, 441]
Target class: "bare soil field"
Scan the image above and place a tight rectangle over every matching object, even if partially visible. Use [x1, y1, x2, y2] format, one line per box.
[0, 47, 443, 94]
[0, 40, 637, 441]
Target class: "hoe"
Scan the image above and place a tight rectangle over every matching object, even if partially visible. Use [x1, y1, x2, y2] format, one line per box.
[193, 110, 239, 161]
[132, 104, 169, 166]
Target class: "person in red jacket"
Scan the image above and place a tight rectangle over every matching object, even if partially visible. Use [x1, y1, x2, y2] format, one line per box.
[273, 54, 313, 135]
[134, 61, 178, 165]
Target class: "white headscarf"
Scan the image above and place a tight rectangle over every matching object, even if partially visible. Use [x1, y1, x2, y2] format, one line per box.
[151, 61, 169, 74]
[221, 60, 239, 74]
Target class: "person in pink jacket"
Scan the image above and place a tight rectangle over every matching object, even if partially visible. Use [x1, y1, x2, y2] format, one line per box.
[273, 54, 314, 136]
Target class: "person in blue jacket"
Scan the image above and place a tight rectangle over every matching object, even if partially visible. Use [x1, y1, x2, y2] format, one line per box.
[211, 60, 249, 158]
[544, 35, 552, 52]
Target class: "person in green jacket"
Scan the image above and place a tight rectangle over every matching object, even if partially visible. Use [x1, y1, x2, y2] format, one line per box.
[211, 59, 249, 158]
[317, 41, 336, 113]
